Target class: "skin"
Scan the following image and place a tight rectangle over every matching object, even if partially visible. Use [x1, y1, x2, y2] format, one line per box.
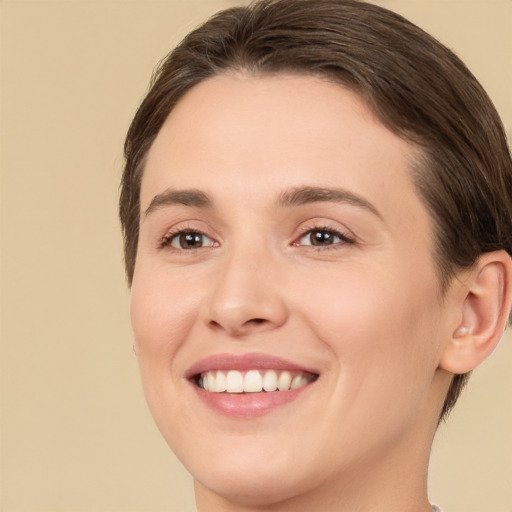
[131, 74, 463, 512]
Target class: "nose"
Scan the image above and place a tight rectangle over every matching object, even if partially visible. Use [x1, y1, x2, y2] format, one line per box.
[203, 245, 288, 338]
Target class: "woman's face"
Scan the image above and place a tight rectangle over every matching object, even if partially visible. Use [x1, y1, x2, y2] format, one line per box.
[131, 74, 454, 506]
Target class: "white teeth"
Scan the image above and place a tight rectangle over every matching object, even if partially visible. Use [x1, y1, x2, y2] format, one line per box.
[244, 370, 263, 392]
[207, 371, 216, 392]
[262, 370, 278, 391]
[226, 370, 244, 393]
[277, 371, 292, 391]
[291, 374, 308, 389]
[200, 369, 313, 393]
[214, 371, 227, 392]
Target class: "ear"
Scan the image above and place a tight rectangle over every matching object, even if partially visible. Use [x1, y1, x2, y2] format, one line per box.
[439, 250, 512, 374]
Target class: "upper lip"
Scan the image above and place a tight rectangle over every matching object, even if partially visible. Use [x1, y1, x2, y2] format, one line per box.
[185, 352, 319, 379]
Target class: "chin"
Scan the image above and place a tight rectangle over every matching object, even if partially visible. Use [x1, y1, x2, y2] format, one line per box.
[177, 435, 316, 507]
[194, 464, 314, 509]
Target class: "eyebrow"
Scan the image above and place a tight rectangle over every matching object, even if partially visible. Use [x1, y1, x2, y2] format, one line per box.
[144, 185, 382, 219]
[277, 186, 382, 218]
[144, 188, 212, 217]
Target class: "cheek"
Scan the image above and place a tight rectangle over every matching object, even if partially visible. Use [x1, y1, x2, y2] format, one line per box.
[299, 261, 441, 385]
[299, 263, 409, 335]
[129, 263, 211, 412]
[130, 265, 199, 354]
[129, 268, 199, 443]
[301, 269, 442, 447]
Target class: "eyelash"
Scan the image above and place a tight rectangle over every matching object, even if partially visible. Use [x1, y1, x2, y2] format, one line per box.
[293, 225, 356, 249]
[158, 225, 355, 251]
[159, 225, 216, 250]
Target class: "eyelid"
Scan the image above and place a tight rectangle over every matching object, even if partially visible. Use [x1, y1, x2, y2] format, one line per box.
[155, 219, 356, 252]
[158, 222, 219, 250]
[292, 221, 357, 250]
[170, 231, 215, 249]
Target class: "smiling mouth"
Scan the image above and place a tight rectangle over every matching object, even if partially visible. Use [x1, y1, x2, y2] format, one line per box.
[196, 369, 318, 393]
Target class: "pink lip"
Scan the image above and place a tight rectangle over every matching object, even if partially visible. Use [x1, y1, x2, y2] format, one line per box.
[185, 352, 317, 378]
[186, 353, 319, 419]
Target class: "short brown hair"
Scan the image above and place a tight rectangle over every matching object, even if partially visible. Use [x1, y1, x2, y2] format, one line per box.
[120, 0, 512, 419]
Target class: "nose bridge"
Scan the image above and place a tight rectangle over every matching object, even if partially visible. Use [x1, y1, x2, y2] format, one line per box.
[204, 237, 288, 336]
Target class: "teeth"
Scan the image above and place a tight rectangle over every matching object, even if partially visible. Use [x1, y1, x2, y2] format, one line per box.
[244, 370, 263, 392]
[262, 370, 278, 392]
[200, 369, 314, 393]
[277, 371, 292, 391]
[291, 374, 308, 389]
[214, 371, 226, 392]
[226, 370, 244, 392]
[207, 372, 216, 392]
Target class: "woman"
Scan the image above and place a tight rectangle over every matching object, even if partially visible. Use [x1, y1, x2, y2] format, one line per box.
[120, 1, 512, 510]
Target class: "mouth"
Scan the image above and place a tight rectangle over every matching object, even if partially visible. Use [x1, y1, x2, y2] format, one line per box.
[195, 369, 317, 393]
[186, 353, 320, 418]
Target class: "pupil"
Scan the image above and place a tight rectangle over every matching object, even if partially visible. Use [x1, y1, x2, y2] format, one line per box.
[181, 232, 202, 248]
[312, 230, 332, 245]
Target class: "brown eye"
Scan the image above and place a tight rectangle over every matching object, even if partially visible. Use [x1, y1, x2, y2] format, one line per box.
[299, 229, 342, 246]
[169, 231, 214, 250]
[311, 230, 337, 246]
[294, 227, 356, 249]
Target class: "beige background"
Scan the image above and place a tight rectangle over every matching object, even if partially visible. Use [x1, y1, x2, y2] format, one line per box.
[1, 1, 511, 511]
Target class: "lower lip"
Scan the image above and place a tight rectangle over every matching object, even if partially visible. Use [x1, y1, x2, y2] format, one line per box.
[192, 383, 313, 419]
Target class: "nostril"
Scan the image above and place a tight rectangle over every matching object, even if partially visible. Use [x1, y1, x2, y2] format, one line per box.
[248, 318, 266, 325]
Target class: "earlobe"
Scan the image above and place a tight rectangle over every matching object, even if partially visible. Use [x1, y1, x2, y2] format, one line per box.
[439, 251, 512, 375]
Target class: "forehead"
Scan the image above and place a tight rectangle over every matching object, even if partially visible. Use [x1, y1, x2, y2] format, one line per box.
[142, 73, 429, 236]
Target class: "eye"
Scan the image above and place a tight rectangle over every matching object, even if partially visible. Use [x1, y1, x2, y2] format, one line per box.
[162, 230, 216, 250]
[296, 228, 352, 247]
